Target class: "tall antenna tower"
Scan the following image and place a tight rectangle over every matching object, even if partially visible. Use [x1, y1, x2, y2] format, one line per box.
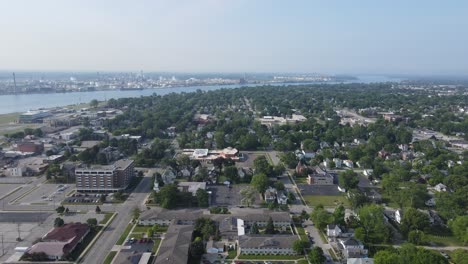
[12, 72, 17, 94]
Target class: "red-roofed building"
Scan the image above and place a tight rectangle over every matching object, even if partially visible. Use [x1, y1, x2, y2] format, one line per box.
[27, 223, 90, 260]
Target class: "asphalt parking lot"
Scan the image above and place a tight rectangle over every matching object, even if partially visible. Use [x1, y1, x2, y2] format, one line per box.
[16, 183, 73, 205]
[297, 184, 341, 196]
[0, 184, 22, 198]
[209, 185, 262, 207]
[114, 240, 154, 264]
[63, 193, 104, 204]
[0, 212, 51, 223]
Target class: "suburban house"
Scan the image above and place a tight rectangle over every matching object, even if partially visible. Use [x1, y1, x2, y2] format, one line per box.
[238, 235, 297, 255]
[276, 191, 288, 205]
[434, 183, 447, 192]
[343, 160, 354, 168]
[27, 223, 90, 260]
[338, 238, 368, 258]
[264, 187, 277, 203]
[326, 224, 342, 240]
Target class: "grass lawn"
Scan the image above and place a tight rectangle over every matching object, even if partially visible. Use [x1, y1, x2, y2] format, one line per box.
[130, 232, 144, 239]
[238, 254, 304, 260]
[0, 113, 19, 125]
[294, 177, 308, 184]
[226, 250, 237, 259]
[426, 235, 465, 247]
[103, 251, 117, 264]
[152, 238, 161, 253]
[303, 195, 349, 207]
[296, 226, 309, 243]
[133, 225, 151, 233]
[319, 230, 328, 244]
[116, 223, 134, 245]
[99, 212, 114, 225]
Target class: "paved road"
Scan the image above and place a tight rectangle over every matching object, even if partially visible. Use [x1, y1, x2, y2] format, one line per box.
[81, 175, 151, 263]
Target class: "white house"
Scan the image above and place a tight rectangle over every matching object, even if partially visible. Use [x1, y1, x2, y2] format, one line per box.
[327, 224, 342, 239]
[333, 158, 343, 168]
[338, 238, 367, 258]
[434, 183, 447, 192]
[344, 160, 354, 168]
[264, 187, 277, 203]
[276, 191, 288, 205]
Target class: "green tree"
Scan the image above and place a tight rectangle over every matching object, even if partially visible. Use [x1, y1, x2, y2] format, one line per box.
[196, 188, 209, 207]
[54, 217, 64, 227]
[86, 218, 98, 228]
[253, 156, 272, 176]
[56, 205, 65, 214]
[408, 230, 426, 245]
[374, 249, 400, 264]
[240, 186, 257, 207]
[333, 205, 346, 226]
[251, 173, 269, 195]
[357, 204, 391, 244]
[265, 217, 275, 234]
[274, 181, 285, 191]
[400, 208, 430, 237]
[156, 184, 178, 209]
[449, 215, 468, 245]
[280, 152, 298, 169]
[224, 165, 239, 183]
[451, 249, 468, 264]
[308, 247, 326, 264]
[338, 170, 359, 190]
[90, 99, 99, 108]
[310, 204, 332, 230]
[292, 240, 307, 254]
[95, 206, 101, 214]
[190, 237, 205, 257]
[250, 222, 259, 234]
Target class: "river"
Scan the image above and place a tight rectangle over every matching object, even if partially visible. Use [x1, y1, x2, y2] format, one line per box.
[0, 75, 400, 114]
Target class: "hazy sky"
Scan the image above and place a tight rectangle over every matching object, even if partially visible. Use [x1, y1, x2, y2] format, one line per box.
[1, 0, 467, 75]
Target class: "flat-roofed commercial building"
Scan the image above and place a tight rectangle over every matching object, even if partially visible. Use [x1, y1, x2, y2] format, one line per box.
[75, 159, 134, 192]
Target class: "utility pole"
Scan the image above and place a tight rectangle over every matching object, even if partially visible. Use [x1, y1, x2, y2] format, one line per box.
[1, 233, 4, 256]
[16, 223, 21, 241]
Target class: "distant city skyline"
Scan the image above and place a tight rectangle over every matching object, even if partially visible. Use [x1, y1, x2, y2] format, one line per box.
[1, 0, 468, 75]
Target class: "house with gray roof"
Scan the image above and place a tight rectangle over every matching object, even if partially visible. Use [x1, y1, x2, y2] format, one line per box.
[238, 235, 297, 255]
[154, 225, 193, 264]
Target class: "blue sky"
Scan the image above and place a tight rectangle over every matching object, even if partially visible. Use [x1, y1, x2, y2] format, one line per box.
[0, 0, 467, 75]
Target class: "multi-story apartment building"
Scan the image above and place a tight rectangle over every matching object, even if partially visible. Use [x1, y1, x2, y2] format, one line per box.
[75, 159, 134, 192]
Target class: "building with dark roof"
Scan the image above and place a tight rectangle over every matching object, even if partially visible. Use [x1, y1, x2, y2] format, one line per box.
[238, 235, 297, 255]
[27, 223, 90, 260]
[153, 225, 193, 264]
